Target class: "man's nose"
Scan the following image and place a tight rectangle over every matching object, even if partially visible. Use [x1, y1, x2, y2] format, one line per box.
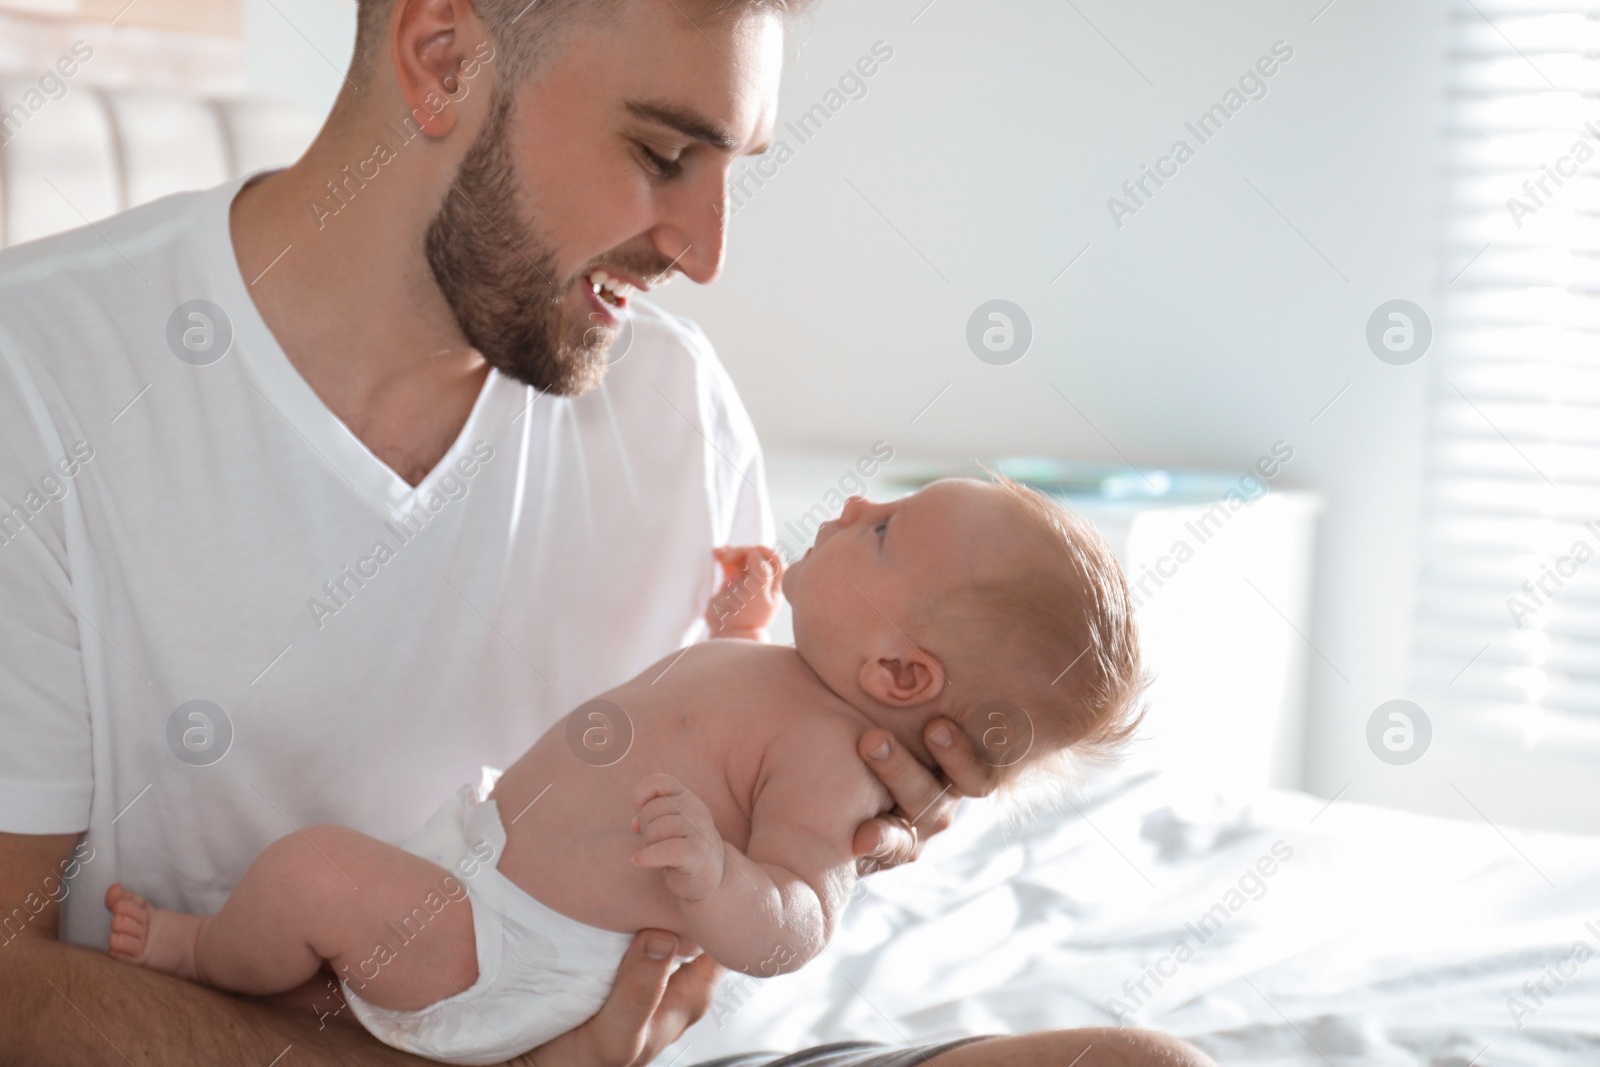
[650, 173, 729, 286]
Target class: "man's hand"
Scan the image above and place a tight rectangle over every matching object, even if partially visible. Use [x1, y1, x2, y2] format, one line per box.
[705, 545, 784, 638]
[509, 931, 723, 1067]
[853, 719, 995, 875]
[631, 774, 726, 902]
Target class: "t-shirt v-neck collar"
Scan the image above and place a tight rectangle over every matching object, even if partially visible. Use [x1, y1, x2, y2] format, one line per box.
[196, 167, 507, 516]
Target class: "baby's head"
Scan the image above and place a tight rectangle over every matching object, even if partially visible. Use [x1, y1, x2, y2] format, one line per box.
[781, 475, 1146, 801]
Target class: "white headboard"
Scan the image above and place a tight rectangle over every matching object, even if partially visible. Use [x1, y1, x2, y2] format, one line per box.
[0, 83, 320, 248]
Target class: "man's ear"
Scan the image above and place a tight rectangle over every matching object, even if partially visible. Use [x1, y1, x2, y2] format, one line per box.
[390, 0, 485, 138]
[858, 645, 946, 708]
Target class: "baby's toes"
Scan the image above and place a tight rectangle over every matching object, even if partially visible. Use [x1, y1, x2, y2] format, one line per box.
[108, 917, 148, 961]
[104, 882, 146, 911]
[105, 884, 151, 961]
[108, 883, 149, 917]
[111, 907, 146, 936]
[107, 928, 145, 960]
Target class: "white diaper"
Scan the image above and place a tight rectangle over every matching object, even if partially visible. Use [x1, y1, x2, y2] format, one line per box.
[339, 781, 635, 1065]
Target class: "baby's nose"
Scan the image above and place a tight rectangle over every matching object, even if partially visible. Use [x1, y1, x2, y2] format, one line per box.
[839, 496, 867, 524]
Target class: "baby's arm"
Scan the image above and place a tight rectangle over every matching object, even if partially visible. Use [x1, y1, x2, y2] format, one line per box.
[631, 749, 876, 977]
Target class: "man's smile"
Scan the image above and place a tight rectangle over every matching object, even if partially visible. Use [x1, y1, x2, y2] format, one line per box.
[586, 268, 639, 309]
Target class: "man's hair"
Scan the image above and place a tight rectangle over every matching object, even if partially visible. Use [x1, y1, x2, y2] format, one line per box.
[912, 474, 1149, 818]
[352, 0, 807, 89]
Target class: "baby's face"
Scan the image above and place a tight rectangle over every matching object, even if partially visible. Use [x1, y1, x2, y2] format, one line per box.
[782, 479, 1030, 701]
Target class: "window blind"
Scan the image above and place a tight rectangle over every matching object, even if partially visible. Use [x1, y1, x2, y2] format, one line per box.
[1414, 2, 1600, 725]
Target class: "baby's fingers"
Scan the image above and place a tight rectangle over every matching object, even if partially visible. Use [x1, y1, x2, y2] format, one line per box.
[633, 772, 686, 809]
[637, 813, 694, 846]
[712, 546, 757, 584]
[632, 838, 695, 871]
[750, 544, 783, 575]
[742, 545, 782, 588]
[635, 793, 693, 830]
[713, 545, 783, 586]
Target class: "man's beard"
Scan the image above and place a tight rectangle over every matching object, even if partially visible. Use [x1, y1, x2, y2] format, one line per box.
[424, 88, 610, 396]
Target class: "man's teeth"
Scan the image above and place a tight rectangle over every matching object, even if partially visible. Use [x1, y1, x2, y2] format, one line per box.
[587, 270, 635, 307]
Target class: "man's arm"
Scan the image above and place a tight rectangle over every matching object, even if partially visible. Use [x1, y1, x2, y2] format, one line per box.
[0, 832, 718, 1067]
[0, 831, 443, 1065]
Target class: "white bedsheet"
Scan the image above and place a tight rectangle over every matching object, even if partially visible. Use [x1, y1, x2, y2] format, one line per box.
[665, 769, 1600, 1066]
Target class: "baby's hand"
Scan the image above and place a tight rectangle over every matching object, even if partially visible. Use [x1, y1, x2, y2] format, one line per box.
[706, 545, 785, 638]
[631, 773, 726, 902]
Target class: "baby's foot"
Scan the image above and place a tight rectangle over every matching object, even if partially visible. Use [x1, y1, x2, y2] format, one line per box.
[105, 883, 205, 982]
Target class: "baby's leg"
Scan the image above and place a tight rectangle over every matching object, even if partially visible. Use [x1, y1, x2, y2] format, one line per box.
[107, 825, 479, 1011]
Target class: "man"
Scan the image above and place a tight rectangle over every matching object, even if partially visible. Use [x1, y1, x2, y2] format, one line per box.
[0, 0, 1212, 1063]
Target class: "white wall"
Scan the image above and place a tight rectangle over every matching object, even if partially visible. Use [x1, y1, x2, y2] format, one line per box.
[652, 0, 1449, 809]
[240, 0, 1454, 811]
[243, 0, 355, 113]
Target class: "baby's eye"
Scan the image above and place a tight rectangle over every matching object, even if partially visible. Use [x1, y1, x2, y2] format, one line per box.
[873, 521, 888, 539]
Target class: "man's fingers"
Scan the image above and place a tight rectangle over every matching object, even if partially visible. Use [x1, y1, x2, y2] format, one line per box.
[858, 728, 957, 832]
[593, 930, 679, 1065]
[650, 951, 724, 1051]
[855, 725, 988, 871]
[924, 717, 996, 799]
[517, 931, 713, 1067]
[851, 815, 916, 869]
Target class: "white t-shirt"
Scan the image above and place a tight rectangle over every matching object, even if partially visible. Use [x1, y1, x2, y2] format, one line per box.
[0, 169, 771, 950]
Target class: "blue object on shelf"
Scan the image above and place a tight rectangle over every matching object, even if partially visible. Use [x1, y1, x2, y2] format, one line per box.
[887, 456, 1258, 506]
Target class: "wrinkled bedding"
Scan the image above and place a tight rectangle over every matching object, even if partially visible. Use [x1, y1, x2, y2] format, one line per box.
[665, 769, 1600, 1066]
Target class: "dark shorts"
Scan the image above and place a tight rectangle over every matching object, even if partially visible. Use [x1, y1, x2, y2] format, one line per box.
[688, 1036, 999, 1067]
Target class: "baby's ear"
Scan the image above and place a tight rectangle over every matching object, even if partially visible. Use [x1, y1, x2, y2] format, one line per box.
[858, 646, 946, 707]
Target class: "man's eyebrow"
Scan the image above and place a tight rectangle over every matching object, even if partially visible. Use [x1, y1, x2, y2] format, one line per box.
[626, 101, 740, 151]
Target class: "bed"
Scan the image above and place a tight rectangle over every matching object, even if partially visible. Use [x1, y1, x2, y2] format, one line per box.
[667, 766, 1600, 1066]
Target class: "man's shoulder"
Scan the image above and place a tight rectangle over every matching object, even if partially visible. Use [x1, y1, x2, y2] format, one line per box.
[603, 297, 758, 450]
[0, 185, 209, 299]
[0, 186, 217, 408]
[621, 297, 723, 380]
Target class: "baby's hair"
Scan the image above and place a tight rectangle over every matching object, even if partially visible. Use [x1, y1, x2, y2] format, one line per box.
[915, 472, 1149, 825]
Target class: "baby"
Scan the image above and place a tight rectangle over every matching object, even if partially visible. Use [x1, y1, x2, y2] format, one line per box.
[104, 476, 1145, 1065]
